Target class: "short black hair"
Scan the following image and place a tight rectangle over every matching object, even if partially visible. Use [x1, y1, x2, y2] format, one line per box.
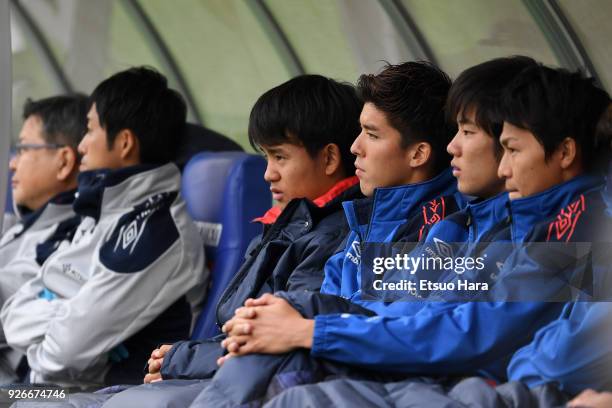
[248, 74, 362, 176]
[90, 66, 187, 164]
[500, 64, 611, 172]
[357, 61, 454, 175]
[447, 56, 538, 144]
[23, 94, 89, 149]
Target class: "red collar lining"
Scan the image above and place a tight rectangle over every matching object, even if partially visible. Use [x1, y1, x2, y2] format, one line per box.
[254, 176, 359, 225]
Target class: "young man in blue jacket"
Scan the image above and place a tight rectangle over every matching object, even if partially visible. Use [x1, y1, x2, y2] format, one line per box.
[262, 64, 612, 408]
[497, 105, 612, 406]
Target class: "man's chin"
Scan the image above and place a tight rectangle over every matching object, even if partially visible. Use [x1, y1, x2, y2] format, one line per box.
[359, 183, 374, 197]
[79, 163, 97, 172]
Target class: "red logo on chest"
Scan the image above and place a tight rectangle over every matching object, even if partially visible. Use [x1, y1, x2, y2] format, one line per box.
[418, 198, 447, 240]
[546, 195, 586, 242]
[422, 198, 446, 225]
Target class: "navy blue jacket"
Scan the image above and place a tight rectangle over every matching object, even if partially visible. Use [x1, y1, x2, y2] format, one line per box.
[161, 180, 363, 379]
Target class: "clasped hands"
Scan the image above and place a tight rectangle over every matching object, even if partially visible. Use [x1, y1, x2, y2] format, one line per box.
[218, 293, 314, 366]
[144, 293, 314, 383]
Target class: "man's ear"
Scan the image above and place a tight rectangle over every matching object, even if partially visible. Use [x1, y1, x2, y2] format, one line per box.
[557, 137, 578, 169]
[114, 129, 141, 164]
[56, 147, 78, 182]
[322, 143, 342, 176]
[408, 142, 432, 168]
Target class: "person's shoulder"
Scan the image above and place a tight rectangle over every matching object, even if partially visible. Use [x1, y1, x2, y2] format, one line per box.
[533, 190, 610, 243]
[99, 191, 181, 273]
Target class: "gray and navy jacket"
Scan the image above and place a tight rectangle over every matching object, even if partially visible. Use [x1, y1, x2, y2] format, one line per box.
[0, 190, 78, 306]
[161, 177, 364, 380]
[0, 191, 78, 378]
[0, 163, 207, 387]
[1, 214, 18, 236]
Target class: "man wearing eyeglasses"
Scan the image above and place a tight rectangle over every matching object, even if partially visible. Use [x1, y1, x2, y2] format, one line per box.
[0, 94, 87, 382]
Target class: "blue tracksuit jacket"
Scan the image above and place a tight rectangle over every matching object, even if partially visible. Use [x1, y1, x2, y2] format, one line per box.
[310, 174, 605, 381]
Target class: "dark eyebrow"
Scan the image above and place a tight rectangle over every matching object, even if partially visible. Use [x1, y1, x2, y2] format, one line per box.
[500, 136, 518, 146]
[458, 117, 476, 125]
[265, 146, 287, 155]
[362, 123, 379, 132]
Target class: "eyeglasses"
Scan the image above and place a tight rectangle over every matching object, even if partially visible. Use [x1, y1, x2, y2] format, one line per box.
[14, 143, 66, 156]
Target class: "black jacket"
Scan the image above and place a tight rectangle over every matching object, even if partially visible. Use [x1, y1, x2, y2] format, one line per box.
[161, 183, 363, 380]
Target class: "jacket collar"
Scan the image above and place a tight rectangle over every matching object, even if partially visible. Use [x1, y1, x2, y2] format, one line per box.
[312, 176, 359, 207]
[73, 163, 181, 222]
[465, 192, 510, 241]
[254, 176, 360, 225]
[343, 169, 457, 237]
[12, 189, 76, 238]
[509, 174, 604, 242]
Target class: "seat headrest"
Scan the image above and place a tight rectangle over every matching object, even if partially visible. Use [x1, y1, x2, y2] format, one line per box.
[182, 151, 259, 221]
[174, 123, 243, 169]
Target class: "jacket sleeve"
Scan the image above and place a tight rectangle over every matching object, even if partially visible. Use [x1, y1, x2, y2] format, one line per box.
[0, 255, 44, 308]
[161, 336, 225, 380]
[0, 219, 75, 307]
[508, 302, 612, 394]
[23, 243, 202, 382]
[275, 291, 375, 319]
[1, 274, 64, 349]
[311, 300, 558, 377]
[309, 241, 572, 376]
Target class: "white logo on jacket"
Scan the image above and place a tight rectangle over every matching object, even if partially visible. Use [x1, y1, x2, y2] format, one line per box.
[114, 217, 148, 254]
[346, 239, 361, 265]
[433, 237, 454, 259]
[62, 263, 85, 282]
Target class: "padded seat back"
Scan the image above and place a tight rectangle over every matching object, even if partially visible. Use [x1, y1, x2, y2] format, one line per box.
[182, 151, 270, 339]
